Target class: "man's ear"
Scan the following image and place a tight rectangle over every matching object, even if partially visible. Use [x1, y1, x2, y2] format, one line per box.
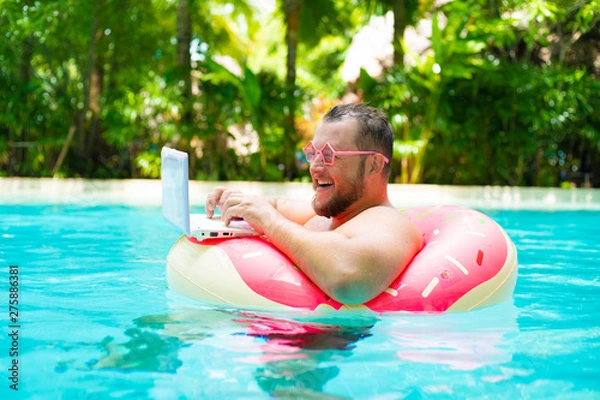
[369, 154, 386, 175]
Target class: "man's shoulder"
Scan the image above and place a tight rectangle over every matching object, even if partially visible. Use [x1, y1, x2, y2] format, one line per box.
[357, 204, 404, 220]
[353, 206, 422, 249]
[354, 205, 420, 236]
[340, 205, 409, 231]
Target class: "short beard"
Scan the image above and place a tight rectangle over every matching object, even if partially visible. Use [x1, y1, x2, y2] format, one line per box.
[312, 159, 366, 218]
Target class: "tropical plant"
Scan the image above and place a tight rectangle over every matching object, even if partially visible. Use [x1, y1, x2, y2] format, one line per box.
[358, 0, 599, 186]
[0, 0, 598, 186]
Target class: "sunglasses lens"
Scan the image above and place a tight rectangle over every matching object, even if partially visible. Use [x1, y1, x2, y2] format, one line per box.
[322, 145, 335, 164]
[303, 142, 336, 165]
[303, 145, 316, 162]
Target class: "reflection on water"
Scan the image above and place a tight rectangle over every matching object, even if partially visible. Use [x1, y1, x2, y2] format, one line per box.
[78, 306, 377, 398]
[236, 313, 375, 398]
[89, 328, 185, 373]
[75, 300, 518, 398]
[387, 301, 519, 372]
[82, 310, 215, 374]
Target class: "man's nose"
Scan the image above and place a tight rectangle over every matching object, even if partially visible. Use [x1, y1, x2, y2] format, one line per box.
[309, 152, 326, 168]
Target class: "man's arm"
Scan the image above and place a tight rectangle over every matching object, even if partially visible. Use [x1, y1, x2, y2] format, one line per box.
[206, 187, 315, 225]
[262, 206, 422, 305]
[269, 197, 316, 226]
[211, 190, 422, 305]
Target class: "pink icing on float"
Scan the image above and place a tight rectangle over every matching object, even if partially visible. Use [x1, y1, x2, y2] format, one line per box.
[166, 205, 518, 313]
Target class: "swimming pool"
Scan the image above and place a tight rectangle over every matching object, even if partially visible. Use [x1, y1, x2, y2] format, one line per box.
[1, 181, 599, 398]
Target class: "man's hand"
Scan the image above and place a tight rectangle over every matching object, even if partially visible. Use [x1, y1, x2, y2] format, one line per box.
[205, 187, 277, 234]
[205, 187, 242, 218]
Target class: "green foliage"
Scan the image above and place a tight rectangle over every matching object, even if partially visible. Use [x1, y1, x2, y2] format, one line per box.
[358, 0, 600, 186]
[298, 35, 349, 98]
[0, 0, 598, 186]
[136, 150, 162, 179]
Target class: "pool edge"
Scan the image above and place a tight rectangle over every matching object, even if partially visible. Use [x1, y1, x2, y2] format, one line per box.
[0, 177, 599, 210]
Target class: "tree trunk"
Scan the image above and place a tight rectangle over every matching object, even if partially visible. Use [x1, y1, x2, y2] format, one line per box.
[283, 0, 302, 180]
[52, 125, 76, 176]
[87, 48, 104, 159]
[392, 0, 407, 68]
[409, 137, 428, 184]
[73, 7, 100, 171]
[487, 0, 499, 18]
[176, 0, 194, 175]
[14, 35, 34, 175]
[177, 0, 192, 105]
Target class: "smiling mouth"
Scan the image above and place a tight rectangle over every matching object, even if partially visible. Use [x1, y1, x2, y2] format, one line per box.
[316, 179, 333, 189]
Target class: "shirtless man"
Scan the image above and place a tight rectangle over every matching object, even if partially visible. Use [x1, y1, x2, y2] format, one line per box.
[205, 103, 422, 305]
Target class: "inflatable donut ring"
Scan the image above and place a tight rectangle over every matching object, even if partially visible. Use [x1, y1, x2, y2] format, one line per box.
[166, 205, 518, 313]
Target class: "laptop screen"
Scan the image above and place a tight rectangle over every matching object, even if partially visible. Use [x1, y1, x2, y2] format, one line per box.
[161, 147, 191, 235]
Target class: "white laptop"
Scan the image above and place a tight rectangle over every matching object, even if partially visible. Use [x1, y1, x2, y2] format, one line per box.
[161, 146, 259, 241]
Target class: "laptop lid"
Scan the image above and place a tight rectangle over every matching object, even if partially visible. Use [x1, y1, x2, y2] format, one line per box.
[161, 146, 191, 235]
[161, 146, 258, 240]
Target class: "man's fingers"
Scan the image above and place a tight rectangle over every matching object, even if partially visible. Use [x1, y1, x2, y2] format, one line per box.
[205, 188, 245, 218]
[205, 186, 227, 218]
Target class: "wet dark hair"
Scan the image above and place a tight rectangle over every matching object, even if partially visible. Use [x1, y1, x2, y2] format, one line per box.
[323, 103, 394, 176]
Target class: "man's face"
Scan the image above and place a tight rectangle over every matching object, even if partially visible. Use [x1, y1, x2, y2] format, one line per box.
[308, 119, 367, 218]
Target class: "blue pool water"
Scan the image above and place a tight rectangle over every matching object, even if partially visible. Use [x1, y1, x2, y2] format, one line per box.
[1, 204, 599, 399]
